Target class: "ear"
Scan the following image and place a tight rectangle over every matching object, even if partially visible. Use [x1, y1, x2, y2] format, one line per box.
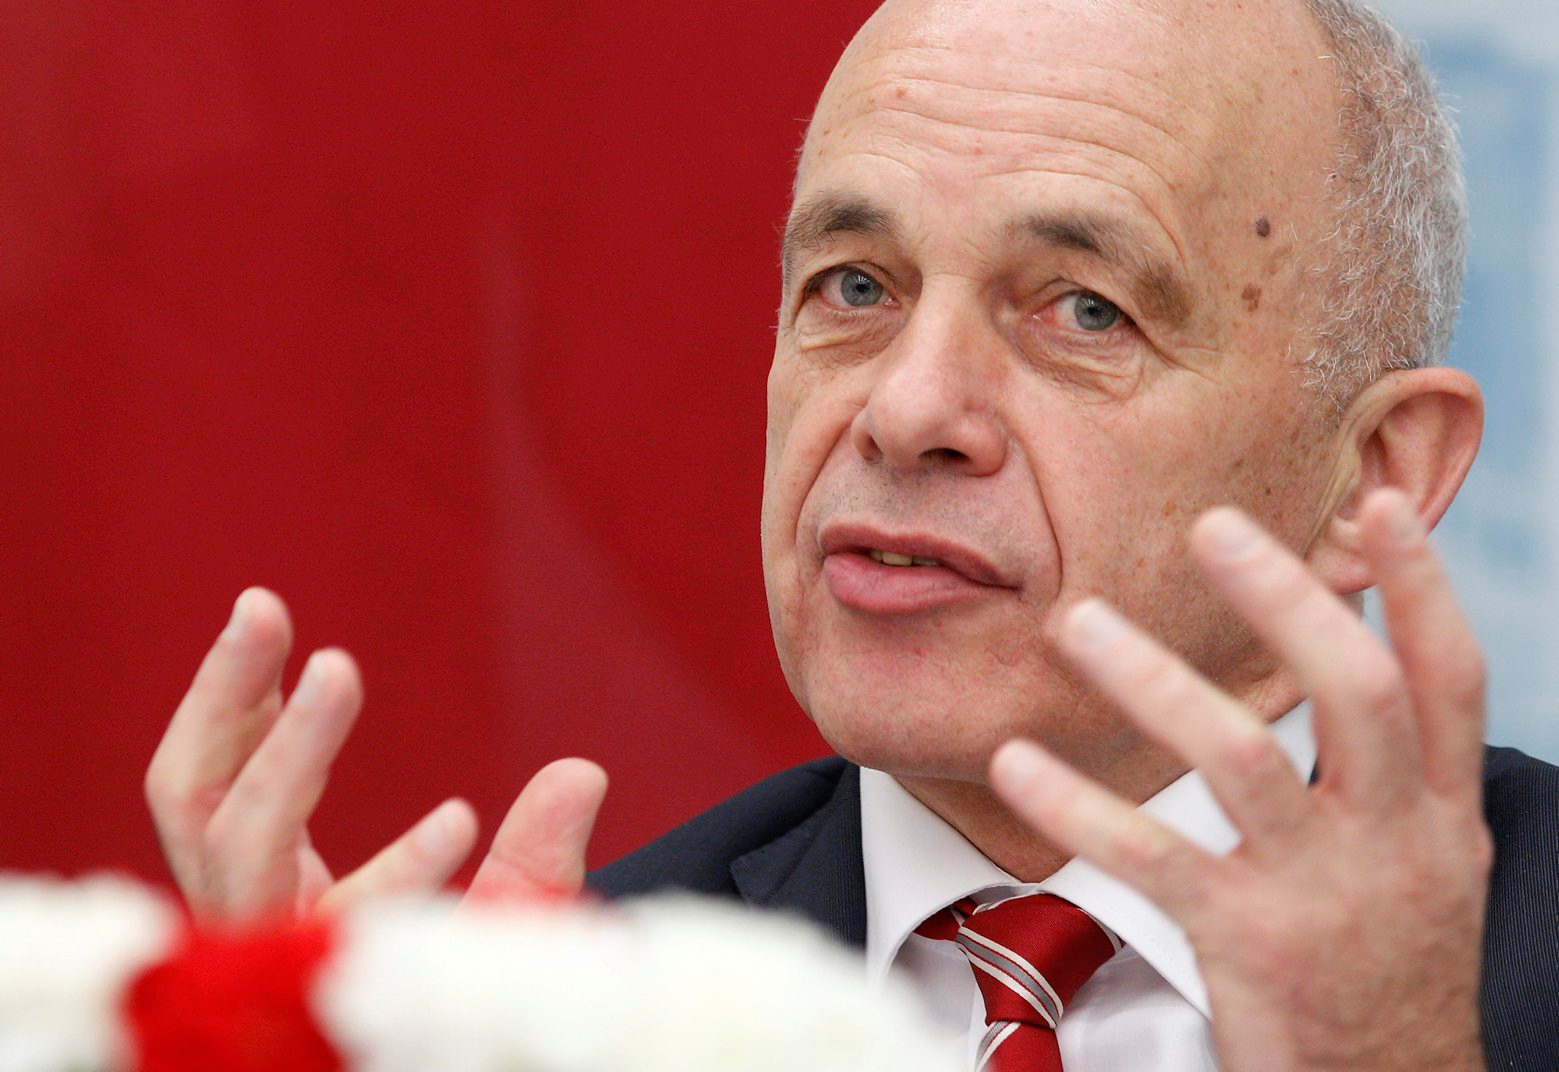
[1305, 367, 1483, 595]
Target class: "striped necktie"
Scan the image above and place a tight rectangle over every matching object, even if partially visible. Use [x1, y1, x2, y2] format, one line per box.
[917, 894, 1121, 1071]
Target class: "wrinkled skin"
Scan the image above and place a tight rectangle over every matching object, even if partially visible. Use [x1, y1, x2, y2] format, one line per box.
[761, 0, 1487, 1068]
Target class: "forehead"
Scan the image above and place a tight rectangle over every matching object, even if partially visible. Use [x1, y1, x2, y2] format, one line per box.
[795, 0, 1336, 281]
[808, 0, 1328, 161]
[824, 0, 1218, 134]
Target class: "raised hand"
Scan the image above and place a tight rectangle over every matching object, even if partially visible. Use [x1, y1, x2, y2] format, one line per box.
[991, 489, 1490, 1072]
[144, 587, 608, 920]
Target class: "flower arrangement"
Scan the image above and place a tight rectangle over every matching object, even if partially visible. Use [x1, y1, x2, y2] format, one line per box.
[0, 874, 955, 1072]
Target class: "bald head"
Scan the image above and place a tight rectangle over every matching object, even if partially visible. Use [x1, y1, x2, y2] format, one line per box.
[802, 0, 1342, 183]
[791, 0, 1465, 407]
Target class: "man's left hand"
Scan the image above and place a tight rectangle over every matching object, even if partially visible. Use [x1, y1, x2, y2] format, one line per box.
[991, 488, 1490, 1072]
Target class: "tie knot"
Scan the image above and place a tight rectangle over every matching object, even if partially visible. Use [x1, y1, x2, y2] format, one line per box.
[921, 894, 1119, 1030]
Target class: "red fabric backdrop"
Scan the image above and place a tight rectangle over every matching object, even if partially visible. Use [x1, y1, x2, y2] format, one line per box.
[0, 2, 879, 880]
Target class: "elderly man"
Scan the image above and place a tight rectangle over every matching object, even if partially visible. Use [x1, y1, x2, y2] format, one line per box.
[146, 0, 1559, 1068]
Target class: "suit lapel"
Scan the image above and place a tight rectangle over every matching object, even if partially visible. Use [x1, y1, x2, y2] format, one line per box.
[729, 763, 867, 948]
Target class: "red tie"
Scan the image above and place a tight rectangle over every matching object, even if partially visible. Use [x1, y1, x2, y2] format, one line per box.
[917, 894, 1120, 1071]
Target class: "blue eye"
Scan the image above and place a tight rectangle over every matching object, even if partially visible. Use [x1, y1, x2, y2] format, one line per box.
[820, 268, 886, 308]
[1066, 291, 1123, 331]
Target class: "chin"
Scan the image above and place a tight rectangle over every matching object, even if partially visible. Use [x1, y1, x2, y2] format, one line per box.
[795, 656, 1108, 785]
[808, 704, 994, 784]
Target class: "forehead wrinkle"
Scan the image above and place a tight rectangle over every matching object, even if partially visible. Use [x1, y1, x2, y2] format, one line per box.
[843, 77, 1204, 241]
[826, 112, 1197, 277]
[862, 99, 1196, 233]
[837, 34, 1208, 140]
[878, 69, 1201, 168]
[1012, 210, 1191, 326]
[865, 97, 1189, 173]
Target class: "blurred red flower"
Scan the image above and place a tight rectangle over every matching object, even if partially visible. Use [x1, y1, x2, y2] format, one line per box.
[124, 920, 342, 1072]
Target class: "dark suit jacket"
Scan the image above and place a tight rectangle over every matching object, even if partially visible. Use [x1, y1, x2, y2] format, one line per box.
[591, 747, 1559, 1069]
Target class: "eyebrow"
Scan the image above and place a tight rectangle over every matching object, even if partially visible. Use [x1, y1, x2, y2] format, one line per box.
[779, 196, 1193, 328]
[1015, 211, 1192, 327]
[780, 194, 900, 289]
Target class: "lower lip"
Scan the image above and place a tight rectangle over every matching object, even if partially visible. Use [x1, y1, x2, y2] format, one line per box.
[822, 552, 1001, 614]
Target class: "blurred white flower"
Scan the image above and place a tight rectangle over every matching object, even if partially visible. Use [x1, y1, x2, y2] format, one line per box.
[0, 874, 177, 1072]
[0, 876, 956, 1072]
[316, 896, 958, 1072]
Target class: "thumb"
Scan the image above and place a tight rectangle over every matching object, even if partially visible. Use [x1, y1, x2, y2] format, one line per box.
[465, 758, 608, 904]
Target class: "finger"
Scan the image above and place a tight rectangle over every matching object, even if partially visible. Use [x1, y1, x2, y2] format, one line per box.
[145, 587, 293, 893]
[295, 838, 336, 915]
[201, 647, 364, 917]
[1362, 489, 1486, 798]
[990, 739, 1212, 922]
[1058, 598, 1311, 845]
[467, 758, 608, 904]
[1190, 508, 1421, 808]
[314, 798, 479, 914]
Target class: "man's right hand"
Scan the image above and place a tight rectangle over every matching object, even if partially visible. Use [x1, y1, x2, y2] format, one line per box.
[145, 587, 608, 921]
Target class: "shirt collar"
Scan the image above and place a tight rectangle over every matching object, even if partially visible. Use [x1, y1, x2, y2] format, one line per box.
[860, 704, 1315, 1018]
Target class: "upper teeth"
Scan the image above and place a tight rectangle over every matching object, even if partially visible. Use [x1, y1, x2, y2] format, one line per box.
[869, 549, 942, 567]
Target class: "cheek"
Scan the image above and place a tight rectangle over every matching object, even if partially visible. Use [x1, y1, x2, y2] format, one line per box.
[1044, 371, 1317, 531]
[763, 349, 876, 534]
[761, 354, 869, 680]
[1034, 380, 1322, 673]
[761, 361, 803, 634]
[763, 353, 799, 485]
[761, 352, 817, 555]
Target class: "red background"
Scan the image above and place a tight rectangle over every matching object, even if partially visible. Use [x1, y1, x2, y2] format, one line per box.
[1, 2, 879, 882]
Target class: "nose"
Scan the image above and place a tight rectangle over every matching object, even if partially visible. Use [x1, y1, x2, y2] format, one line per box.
[848, 302, 1008, 476]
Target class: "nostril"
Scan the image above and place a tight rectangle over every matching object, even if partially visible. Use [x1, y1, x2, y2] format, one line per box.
[924, 447, 969, 464]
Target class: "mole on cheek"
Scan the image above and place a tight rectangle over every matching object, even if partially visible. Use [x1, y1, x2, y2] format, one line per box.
[1241, 284, 1262, 312]
[1255, 215, 1272, 238]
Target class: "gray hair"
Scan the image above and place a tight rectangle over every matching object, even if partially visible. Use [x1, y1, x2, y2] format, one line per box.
[1300, 0, 1469, 407]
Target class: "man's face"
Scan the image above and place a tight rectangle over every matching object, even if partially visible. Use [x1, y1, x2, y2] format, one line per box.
[762, 0, 1346, 786]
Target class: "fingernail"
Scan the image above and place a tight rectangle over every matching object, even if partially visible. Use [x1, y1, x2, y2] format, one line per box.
[294, 651, 327, 702]
[1066, 599, 1126, 649]
[222, 591, 252, 638]
[1203, 508, 1262, 560]
[416, 800, 463, 858]
[992, 740, 1046, 795]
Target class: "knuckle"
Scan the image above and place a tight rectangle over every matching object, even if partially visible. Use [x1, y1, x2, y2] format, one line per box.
[1215, 729, 1286, 782]
[1112, 825, 1179, 875]
[200, 814, 233, 860]
[1021, 780, 1081, 837]
[143, 761, 197, 820]
[1447, 643, 1488, 708]
[1259, 552, 1315, 612]
[1356, 661, 1410, 718]
[1120, 651, 1197, 710]
[1466, 822, 1496, 880]
[142, 765, 170, 809]
[1122, 654, 1178, 704]
[201, 801, 251, 864]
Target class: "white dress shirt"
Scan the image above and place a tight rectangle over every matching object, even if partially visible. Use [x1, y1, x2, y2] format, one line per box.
[860, 706, 1316, 1071]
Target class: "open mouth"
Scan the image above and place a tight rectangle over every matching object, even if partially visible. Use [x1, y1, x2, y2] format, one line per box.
[865, 549, 943, 568]
[817, 526, 1016, 615]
